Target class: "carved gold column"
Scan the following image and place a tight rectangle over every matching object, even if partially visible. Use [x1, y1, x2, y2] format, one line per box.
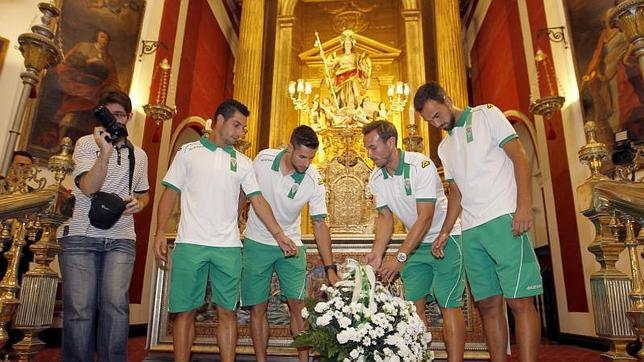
[401, 0, 429, 155]
[234, 0, 265, 157]
[433, 0, 468, 108]
[268, 14, 296, 148]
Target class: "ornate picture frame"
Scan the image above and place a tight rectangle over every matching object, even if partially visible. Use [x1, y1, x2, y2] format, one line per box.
[20, 0, 146, 162]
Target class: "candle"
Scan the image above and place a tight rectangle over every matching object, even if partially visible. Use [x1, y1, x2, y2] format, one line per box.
[409, 105, 415, 125]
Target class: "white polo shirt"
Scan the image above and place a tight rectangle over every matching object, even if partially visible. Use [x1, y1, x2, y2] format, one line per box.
[368, 150, 460, 243]
[438, 104, 519, 230]
[162, 137, 260, 247]
[244, 148, 327, 247]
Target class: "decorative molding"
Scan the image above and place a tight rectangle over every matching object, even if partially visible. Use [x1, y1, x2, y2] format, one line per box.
[207, 0, 239, 56]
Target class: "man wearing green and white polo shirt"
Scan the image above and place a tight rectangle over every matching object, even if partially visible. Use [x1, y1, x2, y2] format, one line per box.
[363, 120, 466, 362]
[153, 100, 298, 362]
[415, 81, 543, 362]
[242, 125, 339, 362]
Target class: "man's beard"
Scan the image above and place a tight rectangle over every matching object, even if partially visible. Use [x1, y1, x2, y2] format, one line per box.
[445, 112, 456, 131]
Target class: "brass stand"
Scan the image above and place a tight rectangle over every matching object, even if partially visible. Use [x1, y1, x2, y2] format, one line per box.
[11, 139, 74, 361]
[609, 0, 644, 79]
[0, 3, 63, 175]
[577, 122, 637, 361]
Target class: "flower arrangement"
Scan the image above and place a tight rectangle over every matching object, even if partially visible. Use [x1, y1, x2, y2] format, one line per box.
[293, 259, 432, 361]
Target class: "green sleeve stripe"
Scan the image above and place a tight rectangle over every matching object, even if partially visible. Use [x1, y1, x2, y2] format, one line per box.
[246, 191, 262, 198]
[499, 134, 518, 148]
[445, 178, 455, 183]
[416, 198, 437, 203]
[376, 205, 389, 211]
[310, 214, 328, 221]
[161, 181, 181, 193]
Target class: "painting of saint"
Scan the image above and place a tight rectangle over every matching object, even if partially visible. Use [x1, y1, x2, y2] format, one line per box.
[566, 0, 644, 149]
[25, 0, 144, 159]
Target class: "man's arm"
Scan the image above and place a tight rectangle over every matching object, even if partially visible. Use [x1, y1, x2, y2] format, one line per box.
[238, 188, 247, 220]
[503, 138, 533, 235]
[249, 195, 298, 256]
[312, 218, 339, 285]
[78, 127, 113, 196]
[123, 191, 150, 215]
[432, 182, 462, 258]
[367, 207, 394, 270]
[379, 202, 435, 282]
[154, 187, 179, 262]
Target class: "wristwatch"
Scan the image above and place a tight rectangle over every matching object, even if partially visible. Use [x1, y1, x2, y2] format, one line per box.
[396, 252, 408, 263]
[324, 264, 338, 273]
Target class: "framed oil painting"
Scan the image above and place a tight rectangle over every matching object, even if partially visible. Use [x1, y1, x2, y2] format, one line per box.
[566, 0, 644, 151]
[23, 0, 145, 161]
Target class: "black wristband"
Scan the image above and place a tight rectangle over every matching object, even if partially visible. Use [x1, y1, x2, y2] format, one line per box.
[324, 264, 338, 273]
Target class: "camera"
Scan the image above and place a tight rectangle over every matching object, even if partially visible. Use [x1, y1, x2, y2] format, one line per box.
[612, 130, 638, 166]
[93, 105, 129, 143]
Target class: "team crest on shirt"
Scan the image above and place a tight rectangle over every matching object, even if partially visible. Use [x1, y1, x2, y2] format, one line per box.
[291, 183, 299, 194]
[421, 160, 430, 168]
[231, 158, 237, 167]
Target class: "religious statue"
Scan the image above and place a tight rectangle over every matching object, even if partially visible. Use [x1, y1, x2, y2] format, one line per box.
[317, 30, 372, 110]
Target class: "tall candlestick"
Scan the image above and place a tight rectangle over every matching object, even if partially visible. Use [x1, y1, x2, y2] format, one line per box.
[409, 105, 415, 125]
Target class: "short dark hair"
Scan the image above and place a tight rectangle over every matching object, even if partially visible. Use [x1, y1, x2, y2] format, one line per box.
[214, 99, 250, 121]
[12, 150, 33, 163]
[93, 28, 110, 43]
[362, 120, 398, 144]
[413, 81, 447, 111]
[98, 90, 132, 113]
[290, 125, 319, 149]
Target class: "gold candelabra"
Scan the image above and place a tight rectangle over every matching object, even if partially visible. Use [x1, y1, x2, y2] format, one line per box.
[288, 79, 312, 111]
[387, 81, 410, 113]
[143, 58, 176, 142]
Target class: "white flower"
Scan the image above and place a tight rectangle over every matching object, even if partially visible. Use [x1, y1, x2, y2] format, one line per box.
[350, 349, 359, 359]
[316, 313, 332, 327]
[314, 302, 328, 313]
[338, 316, 351, 329]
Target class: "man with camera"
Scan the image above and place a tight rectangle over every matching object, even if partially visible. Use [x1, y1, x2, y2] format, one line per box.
[58, 90, 150, 362]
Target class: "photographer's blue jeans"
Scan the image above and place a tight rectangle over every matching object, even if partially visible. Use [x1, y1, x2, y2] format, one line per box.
[59, 236, 135, 362]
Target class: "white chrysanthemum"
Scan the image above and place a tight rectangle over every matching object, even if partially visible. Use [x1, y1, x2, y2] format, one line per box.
[314, 302, 328, 313]
[338, 316, 351, 329]
[301, 308, 309, 319]
[350, 349, 359, 359]
[316, 313, 331, 326]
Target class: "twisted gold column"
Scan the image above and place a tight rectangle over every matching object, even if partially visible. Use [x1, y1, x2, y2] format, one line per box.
[234, 0, 265, 157]
[434, 0, 468, 108]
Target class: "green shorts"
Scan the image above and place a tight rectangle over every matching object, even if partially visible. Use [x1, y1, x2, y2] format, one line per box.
[400, 235, 465, 308]
[240, 238, 307, 307]
[462, 214, 543, 301]
[169, 243, 241, 313]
